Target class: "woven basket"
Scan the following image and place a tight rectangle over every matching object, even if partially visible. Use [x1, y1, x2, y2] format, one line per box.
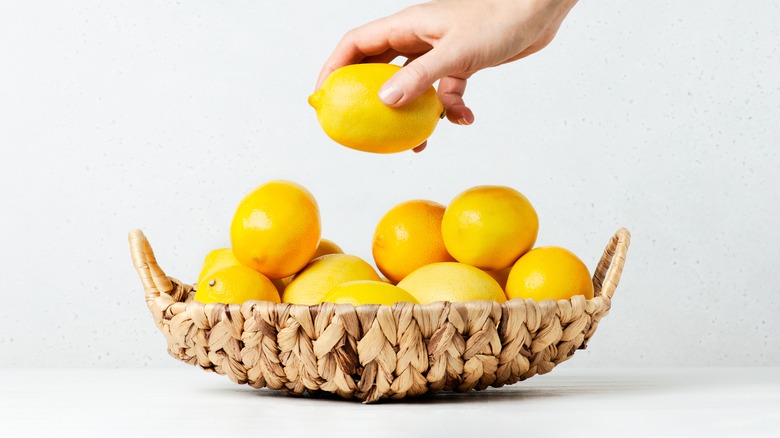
[129, 228, 630, 403]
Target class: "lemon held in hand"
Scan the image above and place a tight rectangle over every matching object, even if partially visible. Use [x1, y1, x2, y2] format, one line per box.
[282, 254, 381, 305]
[397, 262, 506, 304]
[195, 265, 280, 304]
[442, 185, 539, 271]
[309, 63, 444, 154]
[322, 280, 418, 306]
[505, 247, 594, 302]
[230, 180, 321, 280]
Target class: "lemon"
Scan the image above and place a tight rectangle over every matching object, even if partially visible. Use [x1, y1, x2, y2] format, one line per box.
[396, 262, 507, 304]
[322, 280, 418, 306]
[484, 267, 512, 290]
[230, 180, 320, 280]
[195, 265, 280, 304]
[282, 254, 381, 305]
[197, 248, 242, 284]
[313, 238, 344, 259]
[372, 200, 455, 284]
[271, 278, 286, 295]
[198, 248, 287, 295]
[506, 247, 594, 301]
[441, 185, 539, 271]
[308, 63, 444, 154]
[280, 238, 345, 286]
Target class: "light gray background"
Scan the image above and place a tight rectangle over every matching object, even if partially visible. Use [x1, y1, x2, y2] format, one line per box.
[1, 0, 777, 368]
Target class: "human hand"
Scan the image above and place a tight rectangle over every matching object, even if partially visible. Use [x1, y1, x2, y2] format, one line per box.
[316, 0, 578, 152]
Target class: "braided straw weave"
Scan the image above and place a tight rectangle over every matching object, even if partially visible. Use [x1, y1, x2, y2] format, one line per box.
[129, 228, 630, 403]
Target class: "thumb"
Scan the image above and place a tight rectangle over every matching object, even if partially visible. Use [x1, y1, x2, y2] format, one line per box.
[378, 46, 460, 107]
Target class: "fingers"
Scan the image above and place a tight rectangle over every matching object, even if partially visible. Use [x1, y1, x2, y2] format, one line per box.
[315, 17, 397, 90]
[410, 75, 471, 155]
[378, 44, 463, 107]
[437, 76, 474, 125]
[411, 75, 473, 155]
[363, 49, 402, 65]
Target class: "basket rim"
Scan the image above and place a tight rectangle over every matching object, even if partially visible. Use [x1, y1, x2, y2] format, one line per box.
[128, 228, 630, 310]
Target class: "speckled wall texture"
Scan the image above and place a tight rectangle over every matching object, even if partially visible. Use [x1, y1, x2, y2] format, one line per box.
[0, 1, 778, 367]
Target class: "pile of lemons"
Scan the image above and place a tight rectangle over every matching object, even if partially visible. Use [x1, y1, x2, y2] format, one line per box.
[195, 180, 593, 306]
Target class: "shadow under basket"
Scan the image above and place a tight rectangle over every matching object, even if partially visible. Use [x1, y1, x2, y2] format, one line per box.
[129, 228, 630, 403]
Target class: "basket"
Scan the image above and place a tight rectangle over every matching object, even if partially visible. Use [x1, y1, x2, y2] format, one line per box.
[129, 228, 630, 403]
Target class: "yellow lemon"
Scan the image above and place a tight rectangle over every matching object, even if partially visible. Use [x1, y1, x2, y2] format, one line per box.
[484, 267, 512, 290]
[396, 262, 507, 304]
[308, 63, 444, 154]
[271, 278, 286, 296]
[441, 185, 539, 271]
[230, 180, 320, 280]
[313, 238, 344, 259]
[197, 248, 242, 283]
[322, 280, 418, 306]
[372, 200, 455, 284]
[280, 238, 345, 286]
[282, 254, 381, 305]
[195, 265, 280, 304]
[505, 247, 594, 301]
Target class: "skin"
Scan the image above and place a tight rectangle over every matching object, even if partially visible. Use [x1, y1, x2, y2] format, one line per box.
[315, 0, 578, 152]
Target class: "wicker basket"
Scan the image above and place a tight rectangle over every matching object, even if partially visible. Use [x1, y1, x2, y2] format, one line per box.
[129, 228, 630, 403]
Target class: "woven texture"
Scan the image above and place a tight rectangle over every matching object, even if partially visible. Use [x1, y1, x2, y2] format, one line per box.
[129, 228, 630, 403]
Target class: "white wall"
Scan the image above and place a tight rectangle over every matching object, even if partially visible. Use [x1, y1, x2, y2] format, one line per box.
[1, 0, 778, 368]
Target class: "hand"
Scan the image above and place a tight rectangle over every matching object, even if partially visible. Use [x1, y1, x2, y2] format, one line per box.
[316, 0, 578, 152]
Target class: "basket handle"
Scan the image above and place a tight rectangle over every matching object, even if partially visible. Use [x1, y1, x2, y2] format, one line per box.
[592, 228, 631, 300]
[128, 229, 173, 302]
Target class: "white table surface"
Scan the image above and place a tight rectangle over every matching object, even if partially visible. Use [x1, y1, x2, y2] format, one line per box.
[1, 367, 778, 437]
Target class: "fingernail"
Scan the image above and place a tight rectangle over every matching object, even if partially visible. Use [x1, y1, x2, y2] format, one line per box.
[378, 83, 403, 105]
[457, 118, 471, 126]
